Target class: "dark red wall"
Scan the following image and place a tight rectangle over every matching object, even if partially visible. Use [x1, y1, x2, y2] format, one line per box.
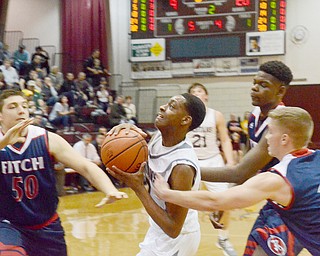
[283, 84, 320, 149]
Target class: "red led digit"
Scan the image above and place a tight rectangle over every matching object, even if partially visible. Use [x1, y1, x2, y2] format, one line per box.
[214, 19, 223, 29]
[169, 0, 178, 10]
[188, 20, 195, 31]
[235, 0, 250, 7]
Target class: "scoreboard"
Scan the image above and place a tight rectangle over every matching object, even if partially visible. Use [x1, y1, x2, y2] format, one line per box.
[130, 0, 286, 61]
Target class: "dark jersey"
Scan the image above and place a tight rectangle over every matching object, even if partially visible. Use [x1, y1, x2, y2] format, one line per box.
[0, 125, 58, 227]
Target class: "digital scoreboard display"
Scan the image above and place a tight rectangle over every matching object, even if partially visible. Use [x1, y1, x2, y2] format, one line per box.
[130, 0, 286, 61]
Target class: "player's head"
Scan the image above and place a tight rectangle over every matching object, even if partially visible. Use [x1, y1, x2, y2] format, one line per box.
[181, 93, 206, 131]
[0, 89, 29, 129]
[251, 61, 293, 108]
[156, 93, 205, 132]
[259, 61, 293, 86]
[267, 107, 313, 154]
[188, 83, 208, 104]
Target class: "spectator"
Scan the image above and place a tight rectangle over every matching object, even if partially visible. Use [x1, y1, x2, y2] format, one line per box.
[108, 95, 133, 127]
[123, 95, 137, 124]
[83, 49, 110, 85]
[13, 44, 30, 76]
[48, 65, 64, 91]
[31, 46, 50, 75]
[0, 42, 12, 65]
[75, 72, 95, 104]
[29, 54, 46, 79]
[49, 95, 75, 132]
[73, 133, 101, 191]
[41, 76, 58, 106]
[0, 59, 19, 87]
[96, 80, 110, 112]
[59, 72, 85, 107]
[227, 113, 243, 163]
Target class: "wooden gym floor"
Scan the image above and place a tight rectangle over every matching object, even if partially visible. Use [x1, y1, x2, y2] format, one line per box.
[58, 188, 311, 256]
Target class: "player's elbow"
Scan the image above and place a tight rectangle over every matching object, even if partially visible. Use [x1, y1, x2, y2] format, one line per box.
[166, 229, 181, 238]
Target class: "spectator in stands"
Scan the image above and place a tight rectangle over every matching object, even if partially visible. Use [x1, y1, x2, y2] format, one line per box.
[108, 95, 135, 127]
[22, 80, 44, 109]
[13, 44, 30, 76]
[0, 59, 19, 88]
[98, 126, 108, 136]
[96, 80, 110, 112]
[59, 73, 78, 107]
[83, 49, 110, 85]
[75, 72, 95, 104]
[0, 42, 11, 65]
[48, 65, 64, 91]
[41, 76, 58, 106]
[29, 54, 46, 79]
[123, 95, 138, 124]
[0, 72, 8, 91]
[31, 46, 50, 75]
[49, 95, 75, 132]
[73, 133, 101, 192]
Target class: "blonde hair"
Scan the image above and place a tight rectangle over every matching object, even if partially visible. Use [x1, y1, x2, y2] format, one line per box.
[268, 107, 314, 148]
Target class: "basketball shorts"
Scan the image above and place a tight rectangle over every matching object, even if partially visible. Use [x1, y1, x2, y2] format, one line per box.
[0, 217, 67, 256]
[137, 226, 200, 256]
[244, 204, 303, 256]
[200, 154, 229, 193]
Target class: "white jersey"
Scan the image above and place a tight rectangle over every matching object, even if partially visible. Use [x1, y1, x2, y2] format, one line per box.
[139, 131, 201, 256]
[187, 108, 220, 160]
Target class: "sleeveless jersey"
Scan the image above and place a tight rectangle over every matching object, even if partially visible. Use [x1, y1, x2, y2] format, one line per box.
[186, 108, 220, 160]
[0, 125, 58, 227]
[268, 149, 320, 254]
[248, 105, 284, 172]
[145, 131, 201, 234]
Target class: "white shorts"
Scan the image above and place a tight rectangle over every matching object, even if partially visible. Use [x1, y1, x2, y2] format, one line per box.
[200, 154, 229, 193]
[137, 226, 200, 256]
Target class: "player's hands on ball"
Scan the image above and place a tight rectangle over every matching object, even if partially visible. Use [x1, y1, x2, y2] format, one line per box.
[107, 162, 146, 191]
[95, 191, 128, 207]
[107, 123, 147, 138]
[153, 173, 170, 200]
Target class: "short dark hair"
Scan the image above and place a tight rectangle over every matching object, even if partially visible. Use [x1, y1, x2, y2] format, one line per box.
[259, 61, 293, 86]
[0, 89, 26, 112]
[181, 93, 206, 131]
[188, 83, 208, 95]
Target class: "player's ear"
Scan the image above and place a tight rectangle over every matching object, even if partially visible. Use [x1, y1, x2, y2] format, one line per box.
[281, 133, 289, 145]
[181, 115, 192, 126]
[278, 85, 287, 98]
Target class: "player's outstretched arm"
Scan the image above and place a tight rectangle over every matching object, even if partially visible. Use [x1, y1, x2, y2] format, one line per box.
[201, 133, 273, 184]
[154, 172, 291, 211]
[48, 132, 128, 205]
[0, 118, 34, 149]
[107, 163, 195, 238]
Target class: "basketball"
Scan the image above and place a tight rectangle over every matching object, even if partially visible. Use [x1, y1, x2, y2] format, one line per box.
[101, 129, 148, 173]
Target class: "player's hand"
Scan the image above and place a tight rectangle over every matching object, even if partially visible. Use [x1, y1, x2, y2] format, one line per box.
[107, 123, 147, 138]
[95, 191, 128, 207]
[153, 173, 170, 200]
[106, 162, 146, 191]
[0, 118, 33, 148]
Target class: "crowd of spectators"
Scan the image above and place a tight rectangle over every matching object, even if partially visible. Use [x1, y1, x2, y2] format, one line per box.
[0, 44, 138, 132]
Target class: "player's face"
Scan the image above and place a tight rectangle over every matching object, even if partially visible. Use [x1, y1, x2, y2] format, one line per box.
[251, 71, 284, 108]
[265, 120, 283, 159]
[0, 96, 29, 131]
[189, 86, 208, 104]
[155, 95, 188, 130]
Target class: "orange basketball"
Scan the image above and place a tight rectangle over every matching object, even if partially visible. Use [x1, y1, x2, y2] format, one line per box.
[101, 129, 148, 173]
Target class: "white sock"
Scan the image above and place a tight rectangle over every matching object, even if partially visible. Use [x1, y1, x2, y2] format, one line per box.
[218, 229, 229, 240]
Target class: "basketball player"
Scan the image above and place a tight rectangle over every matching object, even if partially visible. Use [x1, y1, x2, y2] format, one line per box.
[198, 61, 304, 255]
[154, 107, 319, 255]
[187, 83, 237, 256]
[107, 93, 206, 256]
[0, 89, 127, 256]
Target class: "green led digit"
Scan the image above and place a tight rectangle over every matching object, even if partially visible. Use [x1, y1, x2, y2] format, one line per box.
[208, 4, 215, 15]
